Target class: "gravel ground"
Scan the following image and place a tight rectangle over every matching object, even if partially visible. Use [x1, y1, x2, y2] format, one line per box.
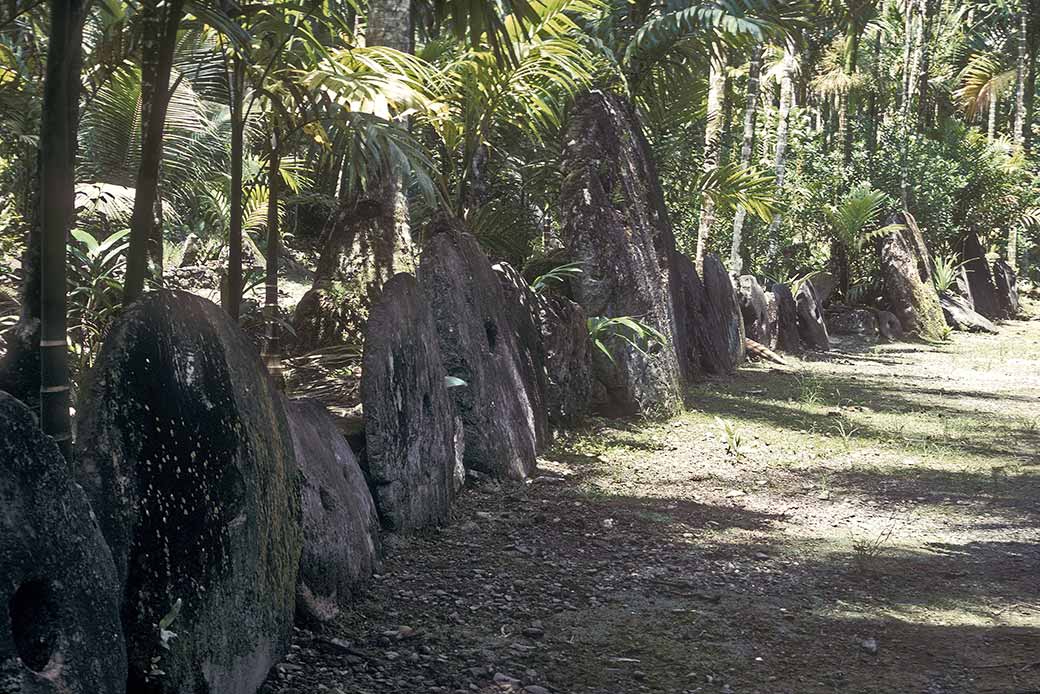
[262, 307, 1040, 694]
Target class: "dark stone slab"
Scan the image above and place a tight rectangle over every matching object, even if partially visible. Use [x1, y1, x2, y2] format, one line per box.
[700, 254, 745, 373]
[0, 392, 126, 694]
[736, 275, 769, 344]
[940, 291, 997, 333]
[536, 293, 592, 428]
[992, 259, 1019, 319]
[559, 90, 684, 415]
[361, 273, 460, 526]
[418, 219, 541, 479]
[795, 280, 830, 350]
[671, 252, 705, 383]
[767, 283, 802, 354]
[877, 310, 904, 340]
[285, 398, 381, 625]
[76, 290, 301, 694]
[493, 262, 551, 447]
[959, 234, 1005, 320]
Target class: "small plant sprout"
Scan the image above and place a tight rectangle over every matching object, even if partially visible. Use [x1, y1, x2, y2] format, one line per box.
[715, 416, 744, 459]
[797, 372, 823, 408]
[849, 521, 896, 573]
[834, 419, 857, 451]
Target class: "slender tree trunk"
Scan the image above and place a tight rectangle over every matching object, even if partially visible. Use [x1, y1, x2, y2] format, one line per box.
[1014, 4, 1028, 148]
[841, 22, 862, 168]
[0, 156, 41, 407]
[989, 89, 998, 140]
[38, 0, 86, 457]
[867, 30, 882, 159]
[720, 60, 734, 165]
[1025, 2, 1038, 153]
[916, 0, 937, 130]
[695, 54, 727, 274]
[361, 0, 414, 282]
[293, 0, 414, 355]
[225, 55, 245, 320]
[900, 0, 915, 111]
[760, 81, 775, 164]
[263, 132, 283, 383]
[900, 0, 923, 207]
[730, 42, 763, 275]
[765, 46, 796, 262]
[123, 0, 187, 306]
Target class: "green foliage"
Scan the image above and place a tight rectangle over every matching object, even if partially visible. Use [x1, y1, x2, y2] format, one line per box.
[587, 315, 667, 364]
[530, 261, 583, 294]
[825, 184, 899, 252]
[932, 254, 968, 293]
[67, 228, 129, 375]
[715, 416, 744, 458]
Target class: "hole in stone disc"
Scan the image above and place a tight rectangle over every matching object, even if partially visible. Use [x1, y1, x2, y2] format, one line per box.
[484, 319, 498, 351]
[9, 579, 57, 673]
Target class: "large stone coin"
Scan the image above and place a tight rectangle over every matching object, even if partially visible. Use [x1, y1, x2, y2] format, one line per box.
[559, 90, 685, 415]
[0, 392, 126, 694]
[362, 273, 460, 525]
[76, 290, 301, 694]
[285, 398, 381, 624]
[418, 220, 541, 479]
[881, 227, 946, 340]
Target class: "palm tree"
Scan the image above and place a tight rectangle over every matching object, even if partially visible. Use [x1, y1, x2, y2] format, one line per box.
[835, 0, 878, 166]
[39, 0, 88, 457]
[695, 52, 727, 273]
[826, 185, 904, 299]
[764, 43, 796, 262]
[729, 41, 764, 274]
[956, 52, 1016, 140]
[123, 0, 188, 305]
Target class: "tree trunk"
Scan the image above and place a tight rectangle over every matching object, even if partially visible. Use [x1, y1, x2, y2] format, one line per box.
[841, 21, 862, 168]
[695, 55, 727, 274]
[225, 54, 245, 320]
[293, 0, 415, 355]
[988, 88, 998, 140]
[765, 46, 796, 262]
[38, 0, 87, 457]
[123, 0, 187, 306]
[916, 0, 937, 130]
[729, 42, 763, 275]
[759, 81, 775, 164]
[900, 0, 914, 111]
[0, 160, 41, 408]
[1013, 3, 1028, 148]
[263, 132, 283, 384]
[1025, 2, 1038, 153]
[867, 30, 882, 158]
[1027, 3, 1035, 152]
[900, 0, 923, 207]
[720, 60, 734, 165]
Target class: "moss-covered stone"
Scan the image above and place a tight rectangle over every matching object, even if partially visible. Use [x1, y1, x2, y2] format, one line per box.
[881, 228, 947, 341]
[76, 290, 301, 694]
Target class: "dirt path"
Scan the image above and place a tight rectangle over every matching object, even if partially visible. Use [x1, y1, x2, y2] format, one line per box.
[263, 310, 1040, 694]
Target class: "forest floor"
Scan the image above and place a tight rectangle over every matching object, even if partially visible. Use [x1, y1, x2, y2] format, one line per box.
[262, 298, 1040, 694]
